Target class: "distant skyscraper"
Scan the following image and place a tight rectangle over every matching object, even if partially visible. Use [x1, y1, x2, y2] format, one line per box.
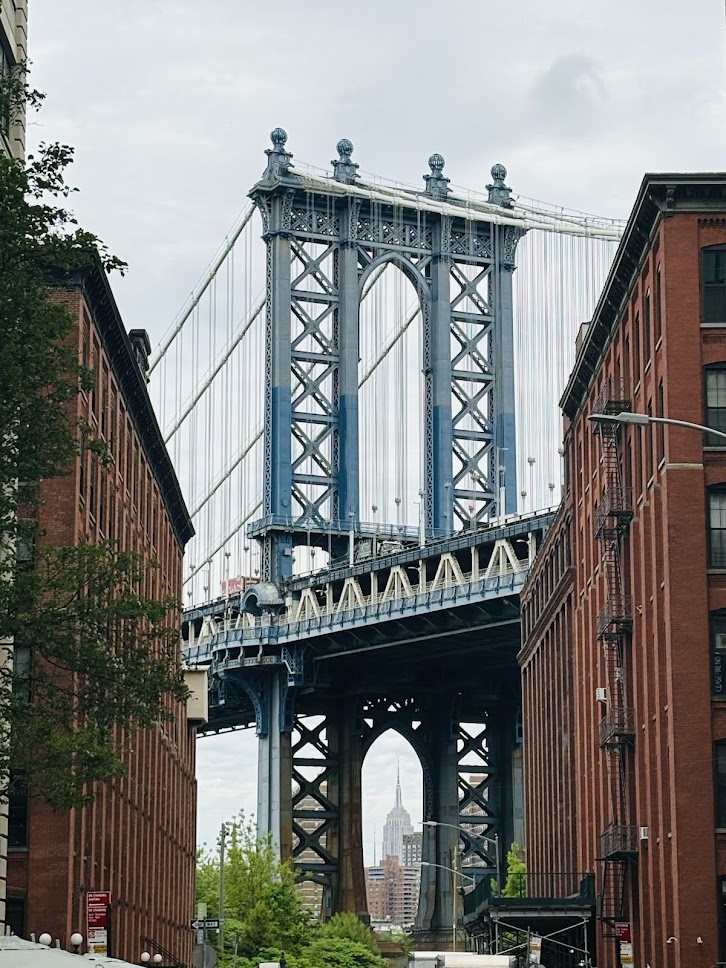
[381, 767, 413, 863]
[402, 831, 423, 866]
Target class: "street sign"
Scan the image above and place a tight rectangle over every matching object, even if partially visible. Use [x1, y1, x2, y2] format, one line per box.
[87, 891, 111, 954]
[190, 918, 220, 930]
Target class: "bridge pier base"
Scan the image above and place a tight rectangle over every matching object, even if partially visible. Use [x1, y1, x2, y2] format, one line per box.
[417, 704, 458, 934]
[256, 673, 292, 862]
[327, 705, 367, 916]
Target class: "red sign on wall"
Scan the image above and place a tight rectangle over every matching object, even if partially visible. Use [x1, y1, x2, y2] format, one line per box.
[615, 921, 631, 943]
[87, 892, 111, 953]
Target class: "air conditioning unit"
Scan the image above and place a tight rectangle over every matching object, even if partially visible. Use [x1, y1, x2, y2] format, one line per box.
[595, 687, 607, 703]
[639, 826, 649, 841]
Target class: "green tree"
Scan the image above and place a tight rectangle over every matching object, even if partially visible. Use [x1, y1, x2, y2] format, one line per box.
[5, 543, 187, 807]
[319, 913, 379, 954]
[302, 936, 386, 968]
[501, 842, 526, 898]
[0, 65, 185, 808]
[196, 815, 312, 967]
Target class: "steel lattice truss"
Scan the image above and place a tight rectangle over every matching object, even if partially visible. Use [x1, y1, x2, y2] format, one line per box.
[250, 132, 523, 581]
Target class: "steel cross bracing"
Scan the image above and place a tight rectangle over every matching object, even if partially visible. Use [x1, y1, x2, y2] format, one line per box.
[249, 131, 526, 583]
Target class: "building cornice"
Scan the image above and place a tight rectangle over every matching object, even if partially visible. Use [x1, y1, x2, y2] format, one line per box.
[65, 264, 194, 548]
[560, 173, 726, 422]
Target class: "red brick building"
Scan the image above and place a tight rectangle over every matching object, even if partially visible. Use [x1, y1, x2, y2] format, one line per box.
[520, 174, 726, 967]
[7, 265, 197, 964]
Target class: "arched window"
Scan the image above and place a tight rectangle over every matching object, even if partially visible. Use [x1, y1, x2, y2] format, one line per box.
[703, 245, 726, 324]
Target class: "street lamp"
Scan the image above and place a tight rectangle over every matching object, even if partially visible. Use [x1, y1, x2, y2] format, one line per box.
[421, 820, 501, 893]
[589, 410, 726, 443]
[70, 933, 83, 952]
[418, 862, 476, 951]
[141, 954, 151, 965]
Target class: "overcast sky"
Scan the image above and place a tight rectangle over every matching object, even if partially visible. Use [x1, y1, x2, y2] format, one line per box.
[25, 0, 726, 861]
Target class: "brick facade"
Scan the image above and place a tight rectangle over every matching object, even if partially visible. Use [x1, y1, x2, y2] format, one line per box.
[8, 268, 196, 965]
[520, 175, 726, 967]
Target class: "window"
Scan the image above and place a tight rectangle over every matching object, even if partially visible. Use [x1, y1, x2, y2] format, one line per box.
[657, 379, 665, 463]
[704, 246, 726, 323]
[624, 335, 631, 390]
[709, 487, 726, 568]
[8, 773, 28, 848]
[13, 645, 30, 705]
[89, 455, 98, 520]
[633, 312, 641, 377]
[655, 264, 663, 342]
[706, 366, 726, 445]
[717, 741, 726, 827]
[6, 898, 25, 938]
[712, 611, 726, 696]
[79, 434, 86, 499]
[644, 289, 652, 361]
[100, 365, 108, 438]
[0, 42, 12, 137]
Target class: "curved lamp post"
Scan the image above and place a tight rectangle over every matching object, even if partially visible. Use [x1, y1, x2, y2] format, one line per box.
[589, 410, 726, 443]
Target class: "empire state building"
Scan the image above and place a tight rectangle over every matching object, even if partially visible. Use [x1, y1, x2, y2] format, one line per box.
[380, 768, 413, 862]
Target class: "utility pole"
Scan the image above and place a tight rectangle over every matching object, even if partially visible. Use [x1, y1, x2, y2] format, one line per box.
[219, 823, 228, 955]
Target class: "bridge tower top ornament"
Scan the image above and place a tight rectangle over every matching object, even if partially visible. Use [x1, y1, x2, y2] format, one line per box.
[248, 129, 524, 583]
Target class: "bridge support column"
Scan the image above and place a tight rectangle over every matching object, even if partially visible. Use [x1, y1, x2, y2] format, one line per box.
[493, 227, 521, 516]
[327, 705, 366, 916]
[489, 696, 520, 863]
[256, 673, 293, 862]
[417, 705, 458, 934]
[426, 222, 454, 535]
[262, 190, 294, 582]
[337, 203, 360, 526]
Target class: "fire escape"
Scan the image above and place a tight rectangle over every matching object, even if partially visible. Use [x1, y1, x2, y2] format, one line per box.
[592, 379, 636, 929]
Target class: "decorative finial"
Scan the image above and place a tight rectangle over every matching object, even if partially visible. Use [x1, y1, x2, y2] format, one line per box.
[332, 138, 359, 184]
[487, 163, 514, 208]
[262, 127, 293, 180]
[423, 153, 450, 199]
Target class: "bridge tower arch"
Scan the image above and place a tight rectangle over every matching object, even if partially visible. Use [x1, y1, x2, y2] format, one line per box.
[248, 130, 524, 584]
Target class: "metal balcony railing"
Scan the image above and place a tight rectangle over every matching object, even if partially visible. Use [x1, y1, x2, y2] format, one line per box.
[462, 872, 595, 917]
[594, 379, 631, 416]
[595, 486, 633, 538]
[599, 824, 639, 860]
[596, 595, 633, 639]
[599, 707, 635, 748]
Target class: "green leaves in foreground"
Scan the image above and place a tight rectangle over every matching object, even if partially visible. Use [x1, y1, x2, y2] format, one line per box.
[4, 543, 187, 809]
[197, 817, 388, 968]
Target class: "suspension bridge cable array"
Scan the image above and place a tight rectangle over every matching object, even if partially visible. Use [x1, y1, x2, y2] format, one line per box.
[150, 172, 623, 605]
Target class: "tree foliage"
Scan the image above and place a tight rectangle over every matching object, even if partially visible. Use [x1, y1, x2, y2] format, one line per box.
[5, 543, 187, 807]
[196, 817, 387, 968]
[0, 66, 185, 808]
[500, 842, 526, 898]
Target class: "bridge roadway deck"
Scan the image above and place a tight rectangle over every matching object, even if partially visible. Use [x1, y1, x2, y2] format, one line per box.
[183, 510, 555, 733]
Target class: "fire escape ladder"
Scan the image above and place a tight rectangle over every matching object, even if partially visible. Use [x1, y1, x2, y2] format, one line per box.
[597, 855, 628, 926]
[592, 386, 637, 927]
